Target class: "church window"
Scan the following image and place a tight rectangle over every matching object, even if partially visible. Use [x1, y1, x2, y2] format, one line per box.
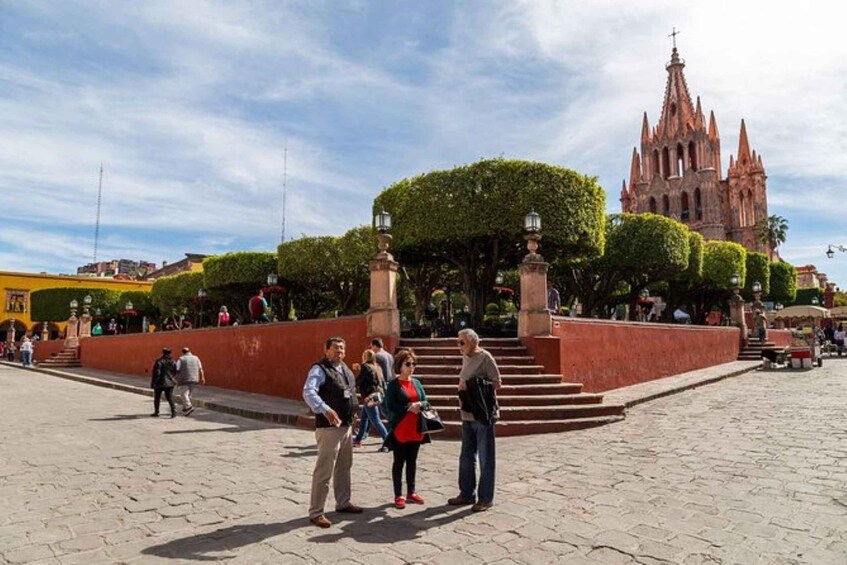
[688, 141, 697, 171]
[739, 193, 746, 226]
[670, 103, 677, 116]
[676, 143, 685, 175]
[662, 147, 670, 179]
[747, 190, 755, 225]
[652, 150, 660, 180]
[681, 192, 690, 222]
[694, 188, 703, 221]
[649, 197, 657, 214]
[662, 195, 670, 216]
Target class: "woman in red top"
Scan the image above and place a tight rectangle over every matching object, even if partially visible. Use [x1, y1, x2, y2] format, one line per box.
[384, 349, 430, 509]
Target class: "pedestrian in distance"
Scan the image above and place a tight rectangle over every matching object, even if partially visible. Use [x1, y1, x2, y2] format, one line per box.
[384, 349, 430, 509]
[217, 306, 230, 327]
[107, 318, 118, 335]
[92, 322, 103, 336]
[150, 347, 178, 418]
[352, 349, 388, 449]
[370, 337, 395, 383]
[175, 347, 205, 416]
[6, 341, 16, 362]
[449, 328, 501, 512]
[302, 336, 362, 528]
[753, 309, 768, 342]
[249, 290, 270, 323]
[19, 337, 33, 367]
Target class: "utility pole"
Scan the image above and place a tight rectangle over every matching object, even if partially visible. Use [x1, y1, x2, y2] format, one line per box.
[281, 144, 288, 245]
[93, 163, 103, 263]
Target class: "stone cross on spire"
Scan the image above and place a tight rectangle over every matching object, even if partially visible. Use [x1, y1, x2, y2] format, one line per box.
[669, 27, 680, 49]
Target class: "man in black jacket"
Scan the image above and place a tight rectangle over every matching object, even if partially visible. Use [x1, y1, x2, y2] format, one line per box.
[303, 337, 363, 528]
[448, 328, 501, 512]
[150, 348, 177, 418]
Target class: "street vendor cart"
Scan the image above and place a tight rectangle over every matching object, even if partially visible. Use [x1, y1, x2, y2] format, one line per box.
[787, 326, 822, 369]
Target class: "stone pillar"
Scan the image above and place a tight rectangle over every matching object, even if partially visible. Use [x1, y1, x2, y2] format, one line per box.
[79, 310, 92, 339]
[824, 283, 836, 309]
[6, 325, 15, 345]
[518, 234, 551, 338]
[40, 327, 49, 342]
[729, 292, 747, 344]
[367, 233, 400, 338]
[64, 312, 80, 349]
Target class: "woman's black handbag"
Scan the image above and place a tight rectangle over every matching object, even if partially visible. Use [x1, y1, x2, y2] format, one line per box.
[417, 408, 445, 434]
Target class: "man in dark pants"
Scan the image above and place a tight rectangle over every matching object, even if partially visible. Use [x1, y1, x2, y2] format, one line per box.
[303, 337, 363, 528]
[449, 328, 501, 512]
[150, 348, 177, 418]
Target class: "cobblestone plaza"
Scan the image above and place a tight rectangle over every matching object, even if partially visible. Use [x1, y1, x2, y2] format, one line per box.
[0, 362, 844, 564]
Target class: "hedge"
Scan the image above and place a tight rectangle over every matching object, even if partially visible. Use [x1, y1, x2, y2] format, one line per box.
[767, 261, 797, 305]
[150, 272, 206, 315]
[702, 241, 747, 289]
[203, 252, 277, 289]
[744, 252, 770, 298]
[30, 288, 122, 322]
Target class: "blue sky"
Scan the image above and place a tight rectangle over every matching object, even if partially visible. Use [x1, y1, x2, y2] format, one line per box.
[2, 1, 846, 286]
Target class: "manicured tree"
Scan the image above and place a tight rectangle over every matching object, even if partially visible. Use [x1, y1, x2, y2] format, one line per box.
[30, 288, 121, 322]
[693, 241, 747, 324]
[373, 159, 606, 329]
[662, 230, 705, 322]
[791, 288, 823, 307]
[767, 261, 797, 305]
[278, 226, 374, 318]
[743, 251, 770, 301]
[603, 213, 690, 320]
[116, 291, 158, 329]
[150, 272, 206, 324]
[203, 252, 278, 321]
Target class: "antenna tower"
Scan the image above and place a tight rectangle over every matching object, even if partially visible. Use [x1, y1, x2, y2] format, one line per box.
[93, 163, 104, 263]
[281, 144, 287, 244]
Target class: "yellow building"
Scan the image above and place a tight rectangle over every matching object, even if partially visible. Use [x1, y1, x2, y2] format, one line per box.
[1, 271, 152, 337]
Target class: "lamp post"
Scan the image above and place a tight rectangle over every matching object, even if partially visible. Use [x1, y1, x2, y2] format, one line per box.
[197, 288, 208, 328]
[125, 301, 133, 334]
[69, 299, 79, 318]
[267, 273, 278, 321]
[825, 244, 847, 259]
[812, 296, 820, 306]
[368, 210, 400, 337]
[751, 280, 764, 313]
[79, 294, 93, 339]
[728, 272, 747, 339]
[518, 210, 551, 337]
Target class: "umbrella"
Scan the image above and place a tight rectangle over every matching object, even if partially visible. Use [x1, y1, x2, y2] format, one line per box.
[774, 305, 830, 320]
[673, 308, 691, 321]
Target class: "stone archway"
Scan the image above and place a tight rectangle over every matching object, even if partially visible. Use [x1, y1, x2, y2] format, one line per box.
[30, 322, 62, 341]
[0, 319, 29, 341]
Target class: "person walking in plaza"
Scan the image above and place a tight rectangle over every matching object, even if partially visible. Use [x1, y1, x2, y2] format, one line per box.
[752, 309, 768, 342]
[6, 341, 15, 362]
[547, 282, 561, 314]
[370, 338, 395, 383]
[384, 349, 430, 509]
[175, 347, 205, 416]
[302, 337, 362, 528]
[150, 348, 178, 418]
[19, 337, 33, 367]
[353, 349, 389, 449]
[249, 290, 270, 323]
[449, 328, 501, 512]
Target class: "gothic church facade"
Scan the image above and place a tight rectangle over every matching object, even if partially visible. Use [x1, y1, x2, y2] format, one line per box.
[619, 47, 770, 256]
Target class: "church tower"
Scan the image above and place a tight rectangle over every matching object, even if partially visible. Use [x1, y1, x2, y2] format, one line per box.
[620, 45, 771, 256]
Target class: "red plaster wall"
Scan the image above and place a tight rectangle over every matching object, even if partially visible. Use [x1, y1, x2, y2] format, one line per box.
[33, 339, 65, 362]
[78, 316, 371, 399]
[528, 317, 742, 393]
[769, 329, 792, 348]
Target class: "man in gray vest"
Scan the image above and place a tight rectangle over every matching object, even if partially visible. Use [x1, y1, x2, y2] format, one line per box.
[176, 347, 205, 416]
[303, 336, 362, 528]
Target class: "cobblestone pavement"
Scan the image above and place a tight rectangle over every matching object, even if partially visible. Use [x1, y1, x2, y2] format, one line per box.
[0, 361, 845, 564]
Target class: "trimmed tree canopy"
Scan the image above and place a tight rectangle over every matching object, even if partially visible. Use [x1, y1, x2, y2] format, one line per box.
[702, 241, 747, 289]
[605, 213, 690, 283]
[373, 158, 606, 326]
[30, 288, 122, 322]
[684, 231, 705, 282]
[203, 252, 277, 289]
[744, 252, 770, 298]
[767, 261, 797, 305]
[150, 272, 205, 315]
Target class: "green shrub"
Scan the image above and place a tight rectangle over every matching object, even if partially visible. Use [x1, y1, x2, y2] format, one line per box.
[30, 288, 122, 322]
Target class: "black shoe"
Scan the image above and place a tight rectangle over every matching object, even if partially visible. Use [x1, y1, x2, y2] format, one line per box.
[150, 413, 159, 418]
[170, 413, 177, 419]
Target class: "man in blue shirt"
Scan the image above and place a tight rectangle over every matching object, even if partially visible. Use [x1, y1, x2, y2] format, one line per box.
[303, 336, 362, 528]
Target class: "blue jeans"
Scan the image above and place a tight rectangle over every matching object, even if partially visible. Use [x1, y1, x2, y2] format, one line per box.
[354, 405, 388, 443]
[459, 420, 496, 503]
[21, 350, 32, 366]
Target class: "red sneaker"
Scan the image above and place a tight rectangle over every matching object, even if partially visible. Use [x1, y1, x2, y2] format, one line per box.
[394, 496, 406, 509]
[352, 441, 363, 448]
[406, 493, 425, 504]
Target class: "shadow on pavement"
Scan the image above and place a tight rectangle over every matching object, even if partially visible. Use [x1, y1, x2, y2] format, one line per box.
[279, 445, 318, 458]
[309, 503, 469, 544]
[141, 520, 307, 561]
[88, 414, 151, 421]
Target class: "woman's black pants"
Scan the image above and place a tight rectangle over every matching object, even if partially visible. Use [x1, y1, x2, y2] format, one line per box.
[392, 441, 421, 497]
[154, 387, 175, 415]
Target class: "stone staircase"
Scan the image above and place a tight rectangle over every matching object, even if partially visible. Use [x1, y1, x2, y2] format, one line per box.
[37, 347, 81, 368]
[400, 338, 625, 437]
[737, 340, 781, 361]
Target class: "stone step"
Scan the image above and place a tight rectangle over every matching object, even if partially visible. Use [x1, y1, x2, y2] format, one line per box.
[401, 338, 522, 347]
[415, 364, 544, 375]
[414, 355, 536, 366]
[438, 416, 626, 438]
[426, 393, 604, 407]
[421, 383, 584, 396]
[432, 404, 625, 422]
[415, 374, 564, 386]
[408, 346, 529, 356]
